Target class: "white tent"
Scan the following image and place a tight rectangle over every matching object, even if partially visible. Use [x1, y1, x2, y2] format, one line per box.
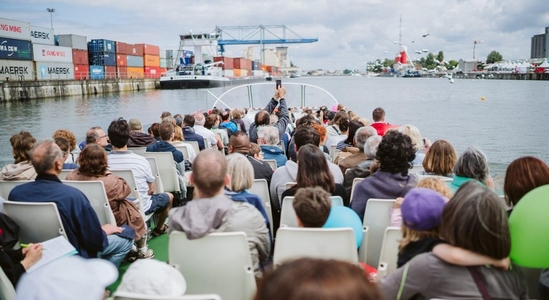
[538, 60, 549, 68]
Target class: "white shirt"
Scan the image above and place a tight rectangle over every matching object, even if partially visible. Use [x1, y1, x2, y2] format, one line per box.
[194, 125, 217, 148]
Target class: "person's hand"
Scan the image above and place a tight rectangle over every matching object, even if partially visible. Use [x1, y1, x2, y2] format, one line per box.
[278, 86, 286, 99]
[273, 88, 280, 100]
[492, 257, 510, 270]
[394, 197, 404, 209]
[102, 224, 123, 235]
[21, 244, 43, 270]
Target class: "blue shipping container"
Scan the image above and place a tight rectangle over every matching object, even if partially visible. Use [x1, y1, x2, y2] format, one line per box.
[88, 39, 116, 53]
[89, 65, 104, 79]
[127, 55, 144, 67]
[89, 53, 116, 66]
[0, 37, 32, 60]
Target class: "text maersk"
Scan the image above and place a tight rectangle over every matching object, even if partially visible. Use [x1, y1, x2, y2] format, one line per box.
[0, 66, 28, 75]
[46, 67, 71, 75]
[31, 31, 50, 40]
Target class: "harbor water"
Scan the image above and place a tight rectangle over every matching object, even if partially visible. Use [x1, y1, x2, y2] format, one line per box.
[1, 76, 548, 182]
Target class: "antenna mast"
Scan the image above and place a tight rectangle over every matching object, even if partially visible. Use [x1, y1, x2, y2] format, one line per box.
[399, 15, 402, 48]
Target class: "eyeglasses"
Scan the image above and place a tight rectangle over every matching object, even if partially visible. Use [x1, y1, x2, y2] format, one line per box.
[100, 135, 108, 139]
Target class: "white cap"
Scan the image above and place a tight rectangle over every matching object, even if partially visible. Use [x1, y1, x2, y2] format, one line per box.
[16, 256, 118, 300]
[117, 259, 186, 296]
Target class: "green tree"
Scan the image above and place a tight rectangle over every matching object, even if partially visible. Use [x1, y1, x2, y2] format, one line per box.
[448, 60, 459, 70]
[382, 58, 394, 68]
[486, 51, 503, 64]
[343, 69, 352, 75]
[436, 51, 444, 63]
[424, 53, 436, 70]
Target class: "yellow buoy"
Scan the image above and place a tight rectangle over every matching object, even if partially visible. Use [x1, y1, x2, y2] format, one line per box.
[481, 96, 485, 101]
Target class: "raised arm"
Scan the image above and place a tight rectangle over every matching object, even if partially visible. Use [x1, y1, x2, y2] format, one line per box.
[432, 243, 510, 269]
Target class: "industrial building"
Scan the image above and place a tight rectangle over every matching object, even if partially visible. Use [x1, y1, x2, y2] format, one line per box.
[531, 26, 549, 59]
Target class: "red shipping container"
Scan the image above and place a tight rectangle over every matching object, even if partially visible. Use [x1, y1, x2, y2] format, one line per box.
[74, 64, 89, 80]
[72, 49, 88, 65]
[213, 56, 234, 69]
[135, 43, 160, 56]
[160, 68, 167, 76]
[126, 44, 143, 56]
[117, 66, 127, 79]
[116, 54, 127, 67]
[233, 58, 242, 69]
[105, 66, 117, 79]
[144, 66, 162, 78]
[115, 41, 127, 54]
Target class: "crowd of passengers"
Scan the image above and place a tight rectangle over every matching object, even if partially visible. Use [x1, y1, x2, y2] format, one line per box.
[0, 85, 548, 299]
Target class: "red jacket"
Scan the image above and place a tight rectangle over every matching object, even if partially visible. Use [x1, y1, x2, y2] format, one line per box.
[370, 122, 399, 136]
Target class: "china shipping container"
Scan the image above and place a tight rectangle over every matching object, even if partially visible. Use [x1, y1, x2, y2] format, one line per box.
[0, 17, 31, 41]
[144, 66, 161, 78]
[72, 49, 88, 65]
[89, 65, 104, 79]
[33, 44, 73, 63]
[104, 66, 116, 79]
[115, 41, 127, 54]
[0, 37, 32, 60]
[143, 55, 159, 67]
[74, 64, 89, 80]
[135, 43, 159, 56]
[213, 56, 234, 69]
[126, 44, 143, 56]
[116, 54, 127, 67]
[30, 26, 55, 45]
[126, 66, 144, 78]
[0, 59, 34, 80]
[88, 39, 116, 53]
[57, 34, 87, 50]
[35, 61, 74, 80]
[117, 66, 127, 79]
[89, 53, 116, 66]
[127, 55, 144, 67]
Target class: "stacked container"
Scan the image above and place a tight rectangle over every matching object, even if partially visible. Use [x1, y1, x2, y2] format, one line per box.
[0, 17, 34, 80]
[115, 41, 127, 78]
[88, 39, 116, 79]
[58, 34, 88, 80]
[126, 43, 144, 78]
[136, 43, 161, 78]
[33, 44, 74, 80]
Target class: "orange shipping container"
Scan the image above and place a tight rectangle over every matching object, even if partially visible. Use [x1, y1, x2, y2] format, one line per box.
[127, 67, 144, 79]
[233, 69, 241, 77]
[117, 66, 127, 79]
[135, 43, 160, 56]
[72, 49, 88, 65]
[143, 55, 160, 67]
[116, 54, 127, 67]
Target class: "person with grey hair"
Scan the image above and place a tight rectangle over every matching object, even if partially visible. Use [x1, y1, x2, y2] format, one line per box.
[338, 126, 378, 174]
[343, 135, 382, 198]
[448, 146, 494, 193]
[257, 126, 287, 168]
[85, 126, 110, 151]
[194, 112, 223, 150]
[9, 140, 132, 267]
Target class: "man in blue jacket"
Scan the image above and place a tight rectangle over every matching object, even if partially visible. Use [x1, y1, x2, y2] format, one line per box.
[146, 121, 184, 163]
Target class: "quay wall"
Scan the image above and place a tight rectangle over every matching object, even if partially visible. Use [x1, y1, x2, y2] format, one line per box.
[0, 78, 160, 102]
[442, 73, 549, 80]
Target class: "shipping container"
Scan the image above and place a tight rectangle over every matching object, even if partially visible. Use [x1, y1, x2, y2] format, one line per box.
[233, 58, 243, 69]
[0, 18, 31, 41]
[127, 55, 144, 67]
[0, 37, 32, 60]
[126, 44, 143, 56]
[89, 53, 116, 66]
[252, 61, 259, 70]
[160, 58, 167, 68]
[117, 66, 127, 79]
[252, 70, 264, 77]
[35, 62, 74, 80]
[30, 26, 54, 45]
[213, 56, 234, 69]
[143, 55, 159, 67]
[127, 66, 144, 78]
[159, 68, 167, 76]
[88, 39, 115, 53]
[223, 69, 234, 77]
[33, 44, 72, 63]
[242, 59, 252, 70]
[116, 54, 127, 67]
[115, 41, 127, 54]
[135, 43, 159, 56]
[233, 69, 241, 77]
[57, 34, 87, 50]
[74, 64, 89, 80]
[0, 59, 34, 80]
[72, 49, 88, 65]
[89, 65, 104, 79]
[104, 66, 116, 79]
[241, 69, 248, 76]
[144, 66, 161, 78]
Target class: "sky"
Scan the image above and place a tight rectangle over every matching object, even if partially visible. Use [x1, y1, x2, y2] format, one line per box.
[1, 0, 548, 70]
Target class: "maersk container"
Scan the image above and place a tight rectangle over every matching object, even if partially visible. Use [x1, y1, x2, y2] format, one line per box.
[33, 44, 73, 63]
[127, 55, 144, 67]
[89, 53, 116, 66]
[89, 65, 104, 79]
[88, 39, 115, 53]
[0, 59, 34, 80]
[0, 17, 31, 41]
[30, 26, 54, 45]
[35, 62, 74, 80]
[58, 34, 87, 50]
[0, 37, 32, 60]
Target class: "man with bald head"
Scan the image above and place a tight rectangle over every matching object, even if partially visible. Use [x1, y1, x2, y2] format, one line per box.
[228, 131, 272, 185]
[9, 140, 132, 267]
[248, 86, 289, 143]
[169, 149, 270, 278]
[194, 112, 223, 150]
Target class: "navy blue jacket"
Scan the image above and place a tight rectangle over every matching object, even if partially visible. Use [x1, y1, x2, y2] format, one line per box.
[146, 141, 184, 163]
[182, 127, 206, 150]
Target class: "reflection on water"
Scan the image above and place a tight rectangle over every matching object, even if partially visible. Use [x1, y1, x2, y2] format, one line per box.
[1, 77, 549, 182]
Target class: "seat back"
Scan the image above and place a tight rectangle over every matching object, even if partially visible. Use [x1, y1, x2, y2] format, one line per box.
[3, 201, 67, 243]
[284, 182, 296, 190]
[409, 165, 424, 175]
[361, 199, 396, 266]
[416, 174, 452, 182]
[203, 137, 210, 149]
[143, 152, 181, 193]
[145, 157, 164, 193]
[183, 141, 200, 154]
[0, 180, 29, 200]
[212, 129, 229, 146]
[129, 147, 148, 155]
[174, 145, 191, 162]
[109, 169, 141, 202]
[377, 226, 403, 279]
[349, 177, 365, 204]
[329, 144, 339, 163]
[113, 292, 222, 300]
[59, 170, 71, 180]
[62, 181, 117, 226]
[0, 266, 15, 300]
[274, 227, 358, 267]
[263, 159, 277, 171]
[249, 179, 272, 234]
[280, 196, 344, 227]
[169, 231, 256, 300]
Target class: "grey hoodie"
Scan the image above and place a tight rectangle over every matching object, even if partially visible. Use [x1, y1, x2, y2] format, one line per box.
[0, 161, 37, 181]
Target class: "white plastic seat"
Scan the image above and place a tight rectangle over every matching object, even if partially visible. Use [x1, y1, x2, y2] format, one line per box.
[284, 182, 296, 190]
[377, 226, 403, 280]
[58, 169, 72, 180]
[329, 144, 339, 163]
[416, 174, 453, 182]
[280, 196, 343, 227]
[183, 141, 200, 154]
[409, 165, 425, 175]
[113, 292, 222, 300]
[143, 152, 181, 194]
[274, 227, 358, 268]
[145, 157, 165, 193]
[360, 198, 396, 266]
[249, 179, 272, 234]
[129, 147, 148, 155]
[174, 144, 191, 162]
[263, 159, 277, 171]
[203, 137, 210, 149]
[0, 266, 15, 300]
[212, 129, 229, 146]
[62, 180, 117, 226]
[108, 169, 153, 222]
[3, 200, 68, 243]
[169, 231, 256, 300]
[0, 180, 29, 200]
[349, 177, 365, 204]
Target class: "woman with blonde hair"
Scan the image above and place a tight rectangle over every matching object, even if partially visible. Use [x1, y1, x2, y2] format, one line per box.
[170, 126, 197, 163]
[399, 124, 426, 166]
[419, 140, 457, 178]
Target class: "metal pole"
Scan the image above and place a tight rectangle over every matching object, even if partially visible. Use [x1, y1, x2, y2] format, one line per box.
[47, 8, 55, 30]
[473, 41, 476, 72]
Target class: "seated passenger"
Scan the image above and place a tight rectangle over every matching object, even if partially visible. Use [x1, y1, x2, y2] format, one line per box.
[127, 118, 156, 147]
[338, 126, 377, 174]
[369, 107, 399, 136]
[54, 137, 78, 169]
[448, 147, 494, 193]
[146, 121, 184, 163]
[52, 129, 78, 165]
[417, 139, 457, 177]
[182, 114, 206, 150]
[399, 124, 427, 167]
[257, 126, 287, 168]
[0, 131, 37, 181]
